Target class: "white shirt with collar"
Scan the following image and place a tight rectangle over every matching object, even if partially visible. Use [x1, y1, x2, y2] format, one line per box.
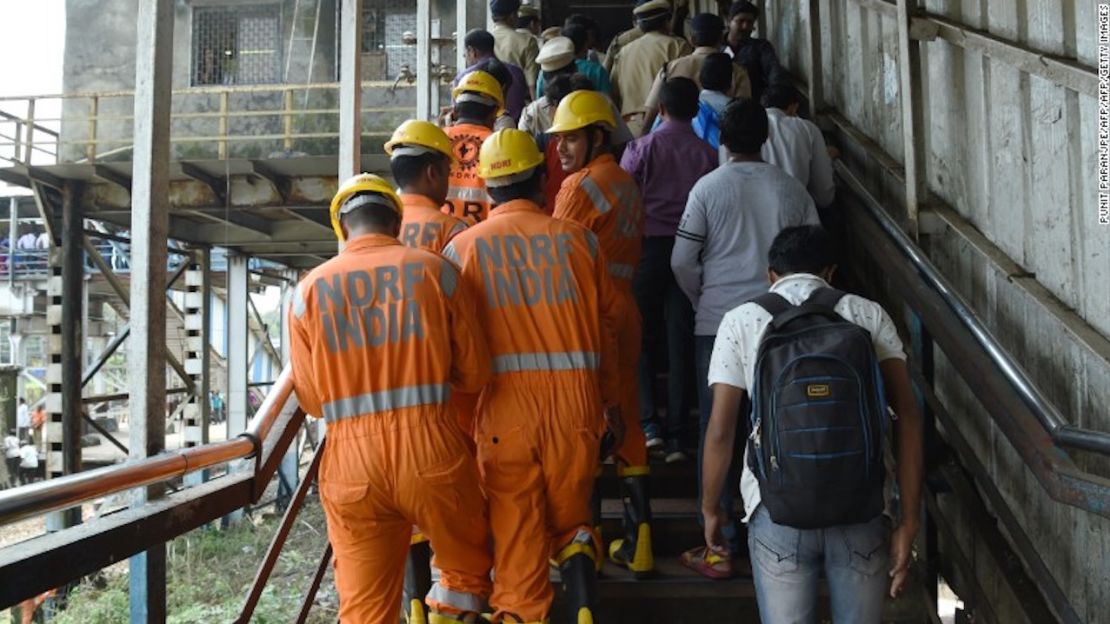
[761, 107, 836, 209]
[16, 404, 29, 428]
[3, 435, 19, 459]
[706, 273, 906, 522]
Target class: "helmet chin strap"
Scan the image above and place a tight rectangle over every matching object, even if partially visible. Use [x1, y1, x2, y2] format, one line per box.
[584, 127, 601, 167]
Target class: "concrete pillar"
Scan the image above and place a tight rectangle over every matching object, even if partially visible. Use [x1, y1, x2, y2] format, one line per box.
[127, 0, 174, 620]
[417, 0, 433, 120]
[338, 0, 363, 182]
[183, 247, 211, 488]
[224, 253, 249, 524]
[456, 0, 468, 77]
[226, 253, 249, 438]
[60, 182, 84, 490]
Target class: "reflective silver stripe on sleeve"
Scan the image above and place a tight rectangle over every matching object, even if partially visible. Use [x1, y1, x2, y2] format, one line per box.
[439, 260, 459, 298]
[608, 262, 635, 280]
[492, 351, 600, 373]
[321, 383, 450, 423]
[447, 186, 489, 202]
[292, 283, 307, 319]
[579, 176, 613, 214]
[585, 231, 599, 260]
[426, 584, 486, 614]
[442, 242, 461, 266]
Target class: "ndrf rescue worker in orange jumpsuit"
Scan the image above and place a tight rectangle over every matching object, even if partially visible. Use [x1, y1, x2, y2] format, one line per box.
[385, 120, 473, 624]
[387, 120, 469, 253]
[549, 90, 654, 578]
[443, 129, 624, 623]
[289, 174, 494, 624]
[444, 71, 503, 225]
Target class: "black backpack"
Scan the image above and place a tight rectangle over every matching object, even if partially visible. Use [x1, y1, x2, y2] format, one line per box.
[747, 287, 888, 529]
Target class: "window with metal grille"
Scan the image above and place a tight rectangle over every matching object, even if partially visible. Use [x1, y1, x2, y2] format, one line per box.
[336, 0, 416, 80]
[192, 4, 282, 86]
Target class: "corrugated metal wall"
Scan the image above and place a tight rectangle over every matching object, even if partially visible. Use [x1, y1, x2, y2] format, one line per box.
[762, 0, 1109, 620]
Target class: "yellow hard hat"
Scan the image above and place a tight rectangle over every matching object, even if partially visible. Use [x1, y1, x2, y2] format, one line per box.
[384, 119, 455, 162]
[329, 173, 404, 242]
[546, 90, 617, 134]
[478, 129, 546, 186]
[452, 70, 505, 111]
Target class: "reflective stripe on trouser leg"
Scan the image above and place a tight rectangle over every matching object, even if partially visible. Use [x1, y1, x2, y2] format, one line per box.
[321, 416, 490, 621]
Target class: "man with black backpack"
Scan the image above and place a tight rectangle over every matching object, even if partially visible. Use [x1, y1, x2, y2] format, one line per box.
[701, 225, 923, 623]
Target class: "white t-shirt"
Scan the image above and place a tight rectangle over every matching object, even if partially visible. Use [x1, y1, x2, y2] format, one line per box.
[16, 404, 29, 428]
[19, 444, 38, 469]
[706, 273, 906, 521]
[3, 435, 20, 459]
[761, 108, 836, 209]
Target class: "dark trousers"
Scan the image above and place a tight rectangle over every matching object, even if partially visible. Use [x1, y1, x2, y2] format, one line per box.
[633, 236, 695, 442]
[695, 334, 747, 553]
[6, 457, 19, 487]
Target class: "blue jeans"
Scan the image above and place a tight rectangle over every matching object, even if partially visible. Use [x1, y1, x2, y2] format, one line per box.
[749, 506, 891, 624]
[695, 334, 745, 553]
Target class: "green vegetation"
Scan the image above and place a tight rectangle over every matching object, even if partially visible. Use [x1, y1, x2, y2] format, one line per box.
[52, 499, 336, 624]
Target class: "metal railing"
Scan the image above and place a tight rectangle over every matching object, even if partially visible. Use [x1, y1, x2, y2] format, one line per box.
[836, 162, 1106, 623]
[0, 81, 415, 166]
[2, 164, 1109, 618]
[0, 244, 192, 280]
[0, 365, 305, 611]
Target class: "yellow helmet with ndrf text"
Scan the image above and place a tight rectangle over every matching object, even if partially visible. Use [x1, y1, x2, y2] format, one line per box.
[329, 173, 404, 242]
[452, 70, 505, 112]
[546, 89, 617, 134]
[477, 129, 546, 187]
[384, 119, 455, 162]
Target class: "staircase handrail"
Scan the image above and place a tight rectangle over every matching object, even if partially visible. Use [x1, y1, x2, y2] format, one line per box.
[836, 161, 1110, 517]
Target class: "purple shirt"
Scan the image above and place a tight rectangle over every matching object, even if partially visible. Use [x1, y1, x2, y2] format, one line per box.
[620, 120, 719, 237]
[453, 56, 529, 123]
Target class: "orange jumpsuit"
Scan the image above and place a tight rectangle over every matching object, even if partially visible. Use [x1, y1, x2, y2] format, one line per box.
[443, 200, 622, 622]
[554, 153, 647, 471]
[444, 123, 494, 224]
[400, 192, 469, 252]
[289, 234, 493, 623]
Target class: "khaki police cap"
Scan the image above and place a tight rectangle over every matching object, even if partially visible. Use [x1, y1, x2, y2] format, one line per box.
[633, 0, 671, 16]
[518, 4, 539, 18]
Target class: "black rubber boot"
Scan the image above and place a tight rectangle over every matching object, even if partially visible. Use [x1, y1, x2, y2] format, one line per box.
[606, 473, 654, 578]
[403, 539, 432, 623]
[560, 551, 600, 624]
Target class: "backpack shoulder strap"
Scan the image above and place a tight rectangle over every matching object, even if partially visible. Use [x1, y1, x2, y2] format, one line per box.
[751, 292, 792, 318]
[805, 287, 846, 311]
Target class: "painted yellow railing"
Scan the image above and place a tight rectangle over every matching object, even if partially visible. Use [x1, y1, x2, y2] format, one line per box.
[0, 81, 415, 165]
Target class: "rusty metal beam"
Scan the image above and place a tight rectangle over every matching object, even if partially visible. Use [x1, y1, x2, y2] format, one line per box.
[180, 162, 227, 203]
[248, 160, 292, 202]
[184, 208, 274, 237]
[92, 164, 132, 194]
